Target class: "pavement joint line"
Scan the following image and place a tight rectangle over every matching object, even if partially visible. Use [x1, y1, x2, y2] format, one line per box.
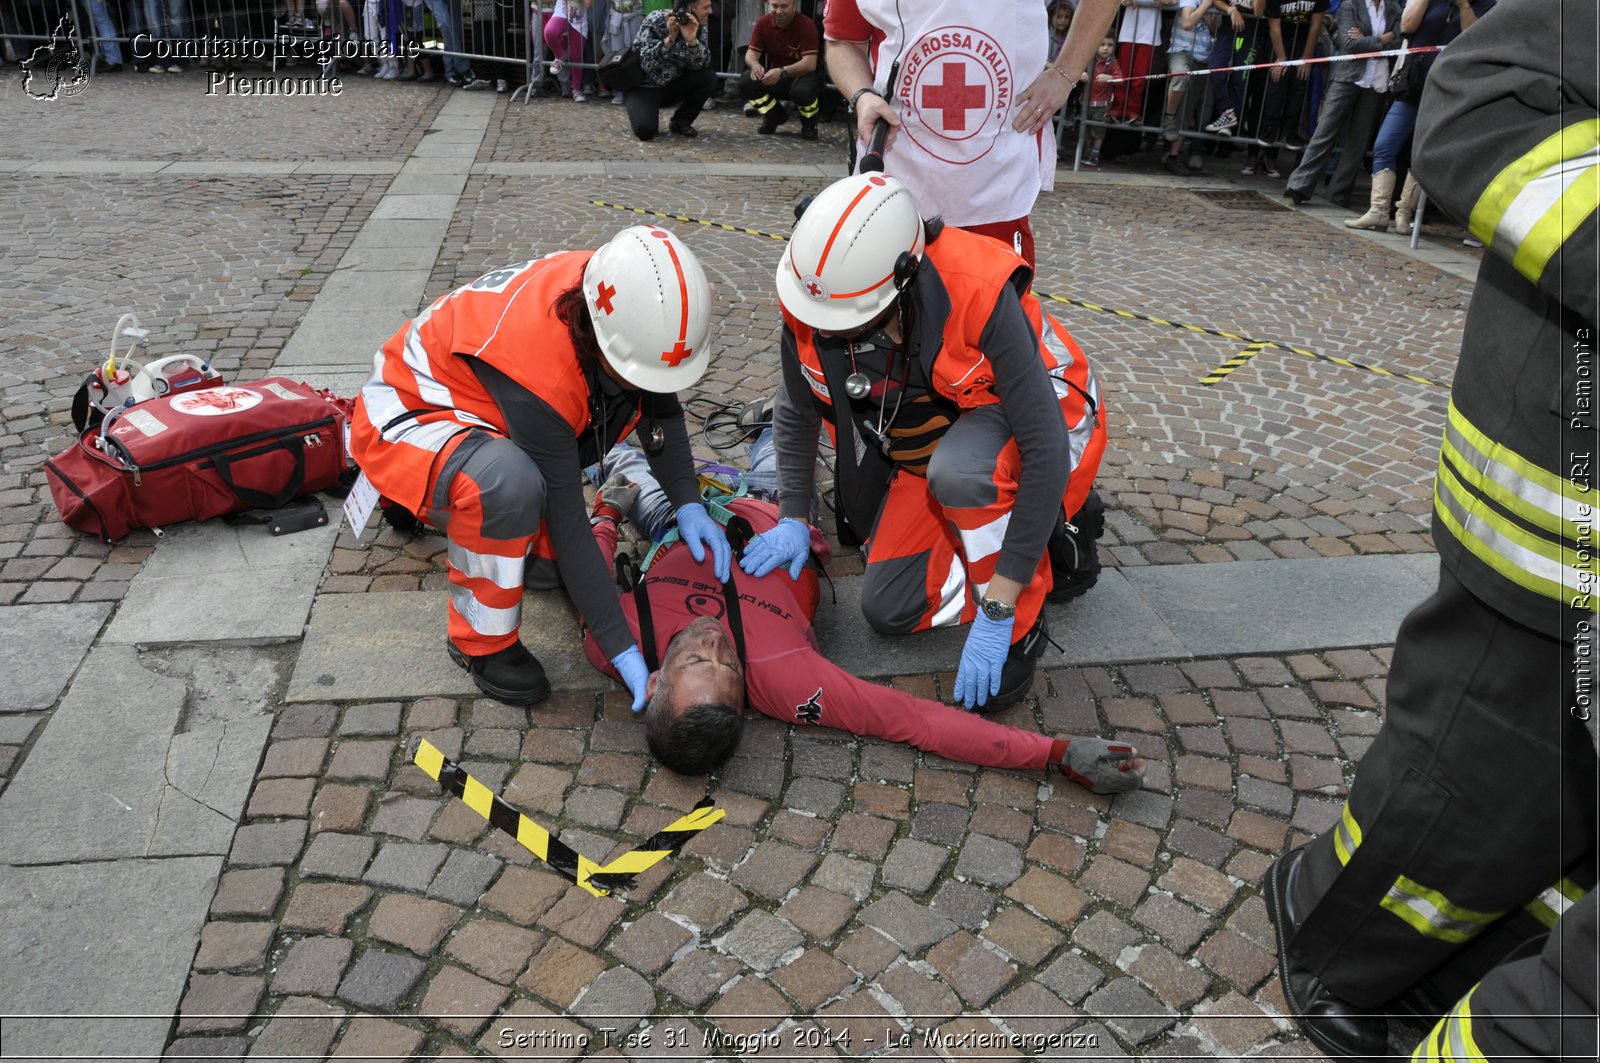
[590, 197, 1446, 388]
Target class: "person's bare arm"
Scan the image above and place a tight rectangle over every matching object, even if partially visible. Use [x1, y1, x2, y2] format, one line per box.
[825, 36, 897, 146]
[1013, 0, 1121, 133]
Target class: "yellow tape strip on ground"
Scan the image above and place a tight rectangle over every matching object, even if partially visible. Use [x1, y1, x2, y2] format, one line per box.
[587, 199, 1444, 390]
[410, 738, 723, 898]
[1200, 341, 1270, 386]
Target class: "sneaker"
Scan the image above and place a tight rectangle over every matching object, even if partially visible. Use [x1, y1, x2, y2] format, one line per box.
[1161, 113, 1181, 143]
[571, 90, 586, 102]
[1084, 149, 1101, 168]
[447, 641, 551, 705]
[1047, 492, 1103, 603]
[497, 78, 509, 93]
[1162, 154, 1187, 176]
[982, 611, 1050, 713]
[1187, 154, 1204, 171]
[459, 75, 493, 91]
[1464, 234, 1484, 248]
[548, 58, 563, 77]
[703, 96, 718, 110]
[1204, 108, 1237, 134]
[612, 90, 624, 105]
[758, 107, 789, 134]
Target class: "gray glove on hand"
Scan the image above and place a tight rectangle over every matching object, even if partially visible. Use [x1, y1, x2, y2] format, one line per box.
[591, 471, 639, 525]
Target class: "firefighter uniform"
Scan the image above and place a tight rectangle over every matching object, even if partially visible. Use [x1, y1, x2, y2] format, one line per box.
[775, 225, 1106, 642]
[1277, 1, 1598, 1058]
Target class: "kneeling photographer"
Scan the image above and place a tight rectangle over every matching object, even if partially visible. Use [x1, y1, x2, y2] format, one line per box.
[624, 0, 718, 141]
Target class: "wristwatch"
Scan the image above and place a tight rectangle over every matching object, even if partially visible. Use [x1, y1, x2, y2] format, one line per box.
[980, 597, 1017, 622]
[848, 86, 881, 114]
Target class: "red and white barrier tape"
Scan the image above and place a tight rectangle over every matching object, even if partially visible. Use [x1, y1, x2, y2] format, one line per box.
[1100, 43, 1442, 85]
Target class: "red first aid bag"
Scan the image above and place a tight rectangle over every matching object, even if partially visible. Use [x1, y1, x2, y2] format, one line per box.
[45, 377, 352, 542]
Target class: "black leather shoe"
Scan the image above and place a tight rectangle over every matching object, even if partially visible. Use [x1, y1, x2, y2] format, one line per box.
[447, 641, 551, 705]
[1266, 848, 1390, 1061]
[758, 107, 789, 134]
[669, 120, 699, 138]
[800, 118, 818, 141]
[983, 611, 1049, 713]
[1285, 187, 1311, 205]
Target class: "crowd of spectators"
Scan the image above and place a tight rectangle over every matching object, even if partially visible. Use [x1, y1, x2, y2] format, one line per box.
[1, 0, 1484, 231]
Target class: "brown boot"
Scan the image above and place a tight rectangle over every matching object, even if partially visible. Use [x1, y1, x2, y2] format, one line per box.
[1393, 173, 1423, 235]
[1345, 168, 1395, 230]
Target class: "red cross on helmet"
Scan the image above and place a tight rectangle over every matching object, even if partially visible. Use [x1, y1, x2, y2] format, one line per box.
[582, 225, 714, 392]
[776, 173, 925, 332]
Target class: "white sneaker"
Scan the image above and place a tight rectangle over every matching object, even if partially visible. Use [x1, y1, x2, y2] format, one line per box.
[549, 59, 564, 77]
[572, 90, 586, 102]
[496, 78, 509, 93]
[612, 91, 624, 105]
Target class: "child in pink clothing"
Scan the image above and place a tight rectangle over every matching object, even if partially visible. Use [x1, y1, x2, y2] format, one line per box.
[544, 0, 591, 101]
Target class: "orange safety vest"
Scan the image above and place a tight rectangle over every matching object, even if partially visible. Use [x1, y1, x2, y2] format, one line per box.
[784, 228, 1106, 516]
[351, 252, 623, 514]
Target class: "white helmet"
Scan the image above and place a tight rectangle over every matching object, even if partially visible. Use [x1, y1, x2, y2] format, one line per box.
[776, 173, 925, 332]
[583, 226, 714, 392]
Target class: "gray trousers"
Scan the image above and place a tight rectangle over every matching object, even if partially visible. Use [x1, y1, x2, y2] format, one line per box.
[1286, 80, 1387, 204]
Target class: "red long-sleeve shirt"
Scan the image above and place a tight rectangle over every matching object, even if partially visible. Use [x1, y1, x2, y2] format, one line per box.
[582, 498, 1056, 771]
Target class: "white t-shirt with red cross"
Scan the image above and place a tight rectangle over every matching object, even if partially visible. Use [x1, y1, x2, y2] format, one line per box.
[825, 0, 1053, 228]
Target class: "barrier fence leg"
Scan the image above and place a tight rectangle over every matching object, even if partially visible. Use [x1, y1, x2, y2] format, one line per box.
[1411, 188, 1427, 250]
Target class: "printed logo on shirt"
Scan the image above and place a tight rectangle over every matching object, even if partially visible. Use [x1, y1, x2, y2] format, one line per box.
[795, 687, 824, 725]
[896, 25, 1013, 165]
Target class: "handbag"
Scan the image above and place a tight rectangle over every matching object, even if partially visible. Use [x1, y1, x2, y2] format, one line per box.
[597, 45, 647, 91]
[45, 377, 352, 542]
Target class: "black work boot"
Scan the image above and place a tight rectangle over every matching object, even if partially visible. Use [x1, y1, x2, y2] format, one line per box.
[1047, 490, 1104, 602]
[983, 611, 1049, 713]
[1265, 847, 1391, 1061]
[447, 641, 551, 706]
[800, 116, 818, 140]
[758, 105, 790, 134]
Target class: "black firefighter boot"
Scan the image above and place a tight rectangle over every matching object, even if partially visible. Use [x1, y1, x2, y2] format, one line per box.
[983, 611, 1050, 713]
[1047, 490, 1104, 602]
[447, 640, 551, 706]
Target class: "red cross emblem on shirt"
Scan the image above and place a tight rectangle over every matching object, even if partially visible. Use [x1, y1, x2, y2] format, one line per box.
[595, 280, 618, 315]
[921, 60, 987, 132]
[660, 340, 694, 366]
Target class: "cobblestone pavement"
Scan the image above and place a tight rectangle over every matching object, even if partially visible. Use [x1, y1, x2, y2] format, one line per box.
[0, 74, 1486, 1060]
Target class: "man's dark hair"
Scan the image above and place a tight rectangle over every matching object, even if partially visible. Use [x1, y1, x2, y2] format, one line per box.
[646, 686, 745, 776]
[554, 281, 604, 371]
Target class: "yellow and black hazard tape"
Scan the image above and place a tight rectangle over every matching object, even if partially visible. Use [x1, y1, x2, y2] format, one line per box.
[409, 738, 724, 898]
[1200, 342, 1270, 386]
[1033, 290, 1446, 389]
[591, 200, 790, 242]
[590, 199, 1445, 390]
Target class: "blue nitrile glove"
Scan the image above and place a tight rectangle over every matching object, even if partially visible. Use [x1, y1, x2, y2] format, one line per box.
[610, 645, 651, 713]
[674, 502, 732, 582]
[953, 612, 1015, 710]
[739, 517, 811, 580]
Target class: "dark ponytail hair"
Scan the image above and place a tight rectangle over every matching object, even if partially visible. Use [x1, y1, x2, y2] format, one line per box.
[555, 281, 604, 371]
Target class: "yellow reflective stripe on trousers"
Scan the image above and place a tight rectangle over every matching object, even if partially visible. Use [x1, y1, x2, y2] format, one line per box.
[1381, 873, 1502, 943]
[1469, 118, 1600, 280]
[1333, 802, 1363, 865]
[1435, 464, 1582, 604]
[1413, 987, 1490, 1063]
[1444, 401, 1592, 537]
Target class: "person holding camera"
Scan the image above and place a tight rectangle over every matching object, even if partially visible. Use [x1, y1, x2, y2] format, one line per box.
[737, 0, 820, 139]
[624, 0, 719, 139]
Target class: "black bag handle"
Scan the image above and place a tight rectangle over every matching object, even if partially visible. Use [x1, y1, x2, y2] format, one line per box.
[211, 436, 306, 510]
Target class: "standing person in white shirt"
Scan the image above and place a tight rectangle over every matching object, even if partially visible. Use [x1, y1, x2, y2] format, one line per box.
[1109, 0, 1177, 126]
[822, 0, 1122, 270]
[1283, 0, 1401, 206]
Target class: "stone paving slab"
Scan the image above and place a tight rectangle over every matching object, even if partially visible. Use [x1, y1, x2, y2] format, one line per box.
[103, 520, 338, 646]
[1126, 554, 1435, 657]
[385, 172, 471, 198]
[347, 218, 453, 250]
[274, 308, 411, 370]
[0, 856, 224, 1060]
[336, 243, 443, 271]
[0, 645, 266, 864]
[370, 193, 461, 220]
[0, 602, 113, 712]
[285, 590, 593, 702]
[316, 268, 432, 313]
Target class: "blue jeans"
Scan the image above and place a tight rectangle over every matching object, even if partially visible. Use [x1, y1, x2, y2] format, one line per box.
[590, 428, 783, 541]
[421, 0, 469, 78]
[140, 0, 187, 59]
[87, 0, 123, 64]
[1371, 99, 1417, 173]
